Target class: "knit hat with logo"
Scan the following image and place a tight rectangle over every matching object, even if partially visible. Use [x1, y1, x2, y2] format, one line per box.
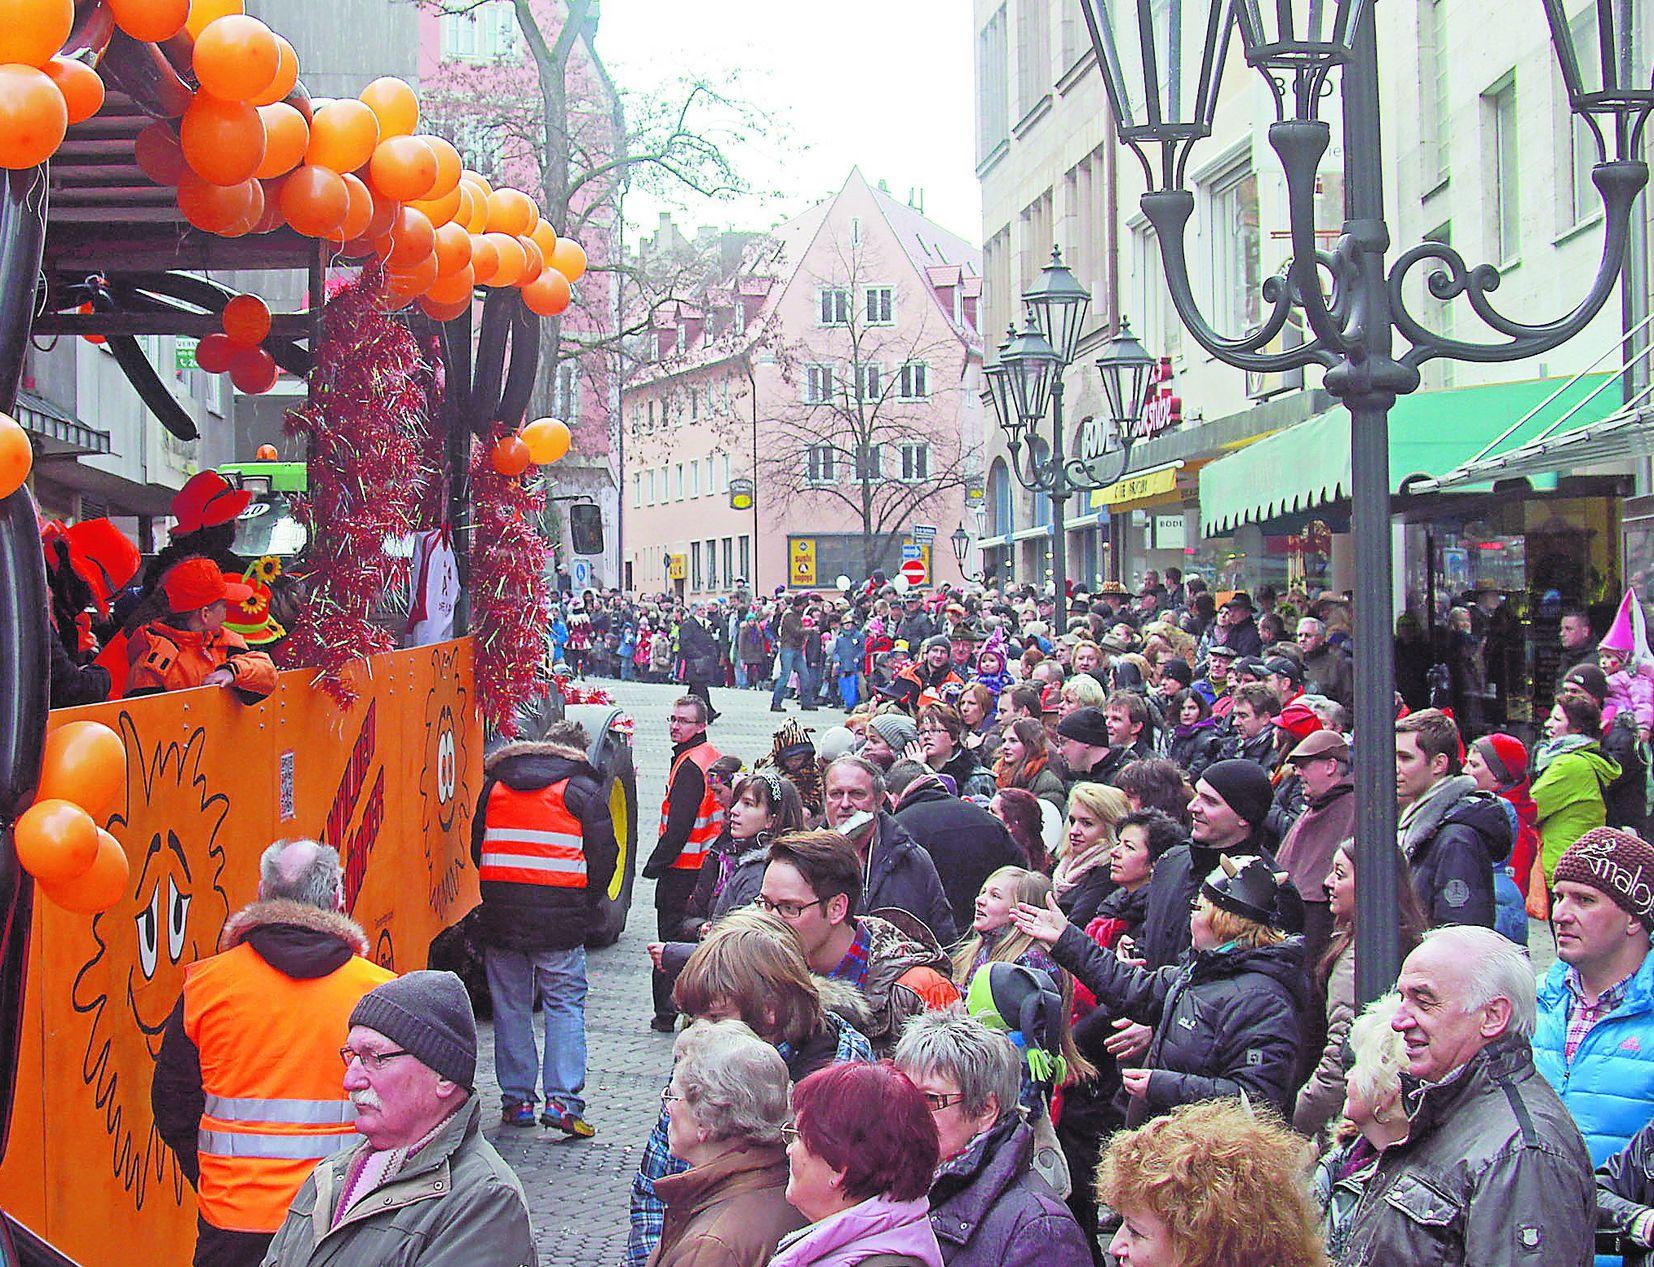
[1554, 827, 1654, 930]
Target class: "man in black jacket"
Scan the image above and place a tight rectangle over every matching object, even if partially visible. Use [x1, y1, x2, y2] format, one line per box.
[1396, 708, 1510, 928]
[472, 720, 617, 1136]
[1055, 706, 1116, 791]
[677, 604, 722, 721]
[823, 755, 958, 944]
[887, 761, 1022, 930]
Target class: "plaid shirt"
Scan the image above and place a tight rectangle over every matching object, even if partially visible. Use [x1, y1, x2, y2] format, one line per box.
[828, 920, 874, 990]
[625, 1011, 873, 1267]
[1564, 966, 1634, 1063]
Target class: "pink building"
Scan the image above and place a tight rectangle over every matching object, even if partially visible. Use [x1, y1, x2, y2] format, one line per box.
[623, 170, 984, 597]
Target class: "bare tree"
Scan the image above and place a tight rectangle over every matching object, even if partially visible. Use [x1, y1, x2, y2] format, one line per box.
[761, 236, 972, 577]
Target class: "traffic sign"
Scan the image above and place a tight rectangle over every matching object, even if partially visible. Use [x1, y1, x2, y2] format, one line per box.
[900, 556, 928, 586]
[571, 559, 592, 596]
[912, 523, 937, 542]
[900, 543, 922, 561]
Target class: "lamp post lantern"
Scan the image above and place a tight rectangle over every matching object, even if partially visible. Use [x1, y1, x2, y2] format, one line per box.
[950, 525, 971, 578]
[1079, 0, 1651, 1005]
[983, 248, 1152, 632]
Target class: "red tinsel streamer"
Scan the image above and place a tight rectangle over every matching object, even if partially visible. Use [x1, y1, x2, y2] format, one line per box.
[470, 434, 552, 735]
[280, 272, 434, 704]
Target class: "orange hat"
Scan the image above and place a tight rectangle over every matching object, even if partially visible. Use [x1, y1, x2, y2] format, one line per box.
[162, 557, 253, 613]
[63, 519, 141, 612]
[170, 471, 251, 538]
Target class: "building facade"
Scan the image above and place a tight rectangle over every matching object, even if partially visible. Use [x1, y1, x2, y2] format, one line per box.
[623, 170, 985, 598]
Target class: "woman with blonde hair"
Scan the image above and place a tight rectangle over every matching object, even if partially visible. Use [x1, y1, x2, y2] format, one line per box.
[1058, 673, 1108, 719]
[1051, 782, 1129, 927]
[951, 866, 1062, 984]
[1098, 1099, 1328, 1267]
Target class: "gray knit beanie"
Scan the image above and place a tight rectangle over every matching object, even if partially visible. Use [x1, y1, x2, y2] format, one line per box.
[867, 713, 921, 753]
[349, 970, 478, 1088]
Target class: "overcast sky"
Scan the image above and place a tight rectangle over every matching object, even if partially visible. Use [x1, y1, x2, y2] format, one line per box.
[593, 0, 982, 244]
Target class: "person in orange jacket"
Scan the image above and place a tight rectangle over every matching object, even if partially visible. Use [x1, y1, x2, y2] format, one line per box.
[125, 557, 278, 701]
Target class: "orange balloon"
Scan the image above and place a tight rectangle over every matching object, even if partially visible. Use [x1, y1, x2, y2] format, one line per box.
[419, 294, 472, 323]
[255, 443, 278, 460]
[184, 0, 241, 41]
[45, 58, 102, 125]
[425, 263, 474, 305]
[0, 411, 30, 497]
[221, 174, 264, 235]
[40, 828, 130, 914]
[460, 182, 489, 234]
[549, 237, 587, 283]
[363, 188, 399, 239]
[253, 101, 306, 179]
[135, 120, 188, 185]
[522, 268, 572, 317]
[0, 65, 65, 169]
[229, 345, 277, 393]
[490, 436, 532, 476]
[407, 183, 460, 230]
[37, 720, 126, 821]
[462, 169, 493, 198]
[485, 187, 535, 237]
[14, 799, 98, 885]
[520, 416, 571, 464]
[359, 77, 418, 139]
[176, 173, 257, 233]
[250, 181, 285, 233]
[305, 98, 378, 174]
[387, 248, 439, 296]
[469, 235, 498, 286]
[109, 0, 190, 42]
[192, 14, 279, 103]
[221, 293, 270, 346]
[249, 35, 297, 107]
[432, 221, 472, 276]
[368, 135, 436, 202]
[384, 205, 434, 269]
[483, 232, 525, 287]
[330, 171, 373, 242]
[421, 135, 462, 198]
[180, 92, 263, 186]
[517, 235, 544, 285]
[0, 0, 72, 69]
[278, 164, 347, 237]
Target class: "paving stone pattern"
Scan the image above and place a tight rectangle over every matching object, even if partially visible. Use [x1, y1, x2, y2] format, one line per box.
[473, 680, 846, 1265]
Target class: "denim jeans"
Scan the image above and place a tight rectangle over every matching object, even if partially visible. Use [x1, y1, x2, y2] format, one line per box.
[485, 944, 588, 1115]
[770, 647, 810, 707]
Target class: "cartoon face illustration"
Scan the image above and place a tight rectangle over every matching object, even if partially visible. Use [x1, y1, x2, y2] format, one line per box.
[420, 644, 473, 918]
[70, 713, 229, 1209]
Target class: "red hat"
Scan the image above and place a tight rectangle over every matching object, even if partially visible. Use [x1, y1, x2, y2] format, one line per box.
[63, 518, 140, 613]
[1471, 733, 1529, 786]
[162, 557, 253, 613]
[1273, 699, 1323, 742]
[170, 471, 252, 538]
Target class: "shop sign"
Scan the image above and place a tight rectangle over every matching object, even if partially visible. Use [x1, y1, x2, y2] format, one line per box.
[175, 337, 198, 371]
[790, 537, 816, 586]
[1128, 358, 1181, 440]
[1154, 513, 1186, 546]
[729, 477, 754, 511]
[667, 552, 687, 580]
[1089, 465, 1179, 509]
[965, 477, 984, 506]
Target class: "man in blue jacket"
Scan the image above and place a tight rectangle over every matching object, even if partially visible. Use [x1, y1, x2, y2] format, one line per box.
[1534, 827, 1654, 1173]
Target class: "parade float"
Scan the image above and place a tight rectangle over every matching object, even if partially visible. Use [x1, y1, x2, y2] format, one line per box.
[0, 3, 635, 1260]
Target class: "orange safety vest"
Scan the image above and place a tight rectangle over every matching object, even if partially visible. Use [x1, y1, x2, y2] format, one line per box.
[478, 780, 589, 887]
[659, 741, 723, 872]
[183, 942, 394, 1233]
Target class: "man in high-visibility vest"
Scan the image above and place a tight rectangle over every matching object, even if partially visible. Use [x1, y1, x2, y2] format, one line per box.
[152, 839, 395, 1267]
[643, 695, 723, 1031]
[471, 719, 617, 1137]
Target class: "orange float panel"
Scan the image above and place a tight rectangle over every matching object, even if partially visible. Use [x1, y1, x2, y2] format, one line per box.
[0, 640, 483, 1265]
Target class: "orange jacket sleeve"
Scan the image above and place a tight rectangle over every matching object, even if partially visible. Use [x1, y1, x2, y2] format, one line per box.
[223, 645, 278, 702]
[124, 627, 179, 697]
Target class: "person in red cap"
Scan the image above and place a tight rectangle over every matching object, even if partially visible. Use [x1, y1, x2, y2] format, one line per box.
[125, 558, 278, 700]
[41, 517, 141, 707]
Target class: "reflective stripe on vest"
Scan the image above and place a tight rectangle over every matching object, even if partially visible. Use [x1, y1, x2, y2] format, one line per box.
[184, 943, 394, 1234]
[479, 780, 590, 888]
[659, 741, 724, 871]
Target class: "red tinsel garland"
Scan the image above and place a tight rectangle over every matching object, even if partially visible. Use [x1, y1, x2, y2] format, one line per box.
[281, 273, 433, 704]
[470, 432, 552, 735]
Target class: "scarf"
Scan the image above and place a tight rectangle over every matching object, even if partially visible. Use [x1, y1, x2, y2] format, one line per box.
[1534, 732, 1595, 774]
[994, 746, 1047, 791]
[1052, 836, 1112, 898]
[333, 1106, 458, 1227]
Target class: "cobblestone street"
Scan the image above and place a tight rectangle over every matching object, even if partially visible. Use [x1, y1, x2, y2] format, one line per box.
[473, 680, 846, 1266]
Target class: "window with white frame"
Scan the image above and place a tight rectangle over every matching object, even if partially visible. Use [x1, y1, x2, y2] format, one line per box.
[900, 443, 929, 481]
[722, 538, 734, 584]
[1131, 222, 1182, 356]
[645, 469, 655, 504]
[738, 535, 751, 579]
[807, 445, 837, 483]
[819, 288, 851, 326]
[854, 444, 882, 481]
[897, 362, 930, 399]
[691, 542, 702, 589]
[864, 286, 894, 325]
[690, 388, 699, 421]
[440, 1, 516, 61]
[675, 463, 685, 500]
[1419, 0, 1450, 186]
[804, 364, 834, 404]
[1484, 77, 1520, 263]
[554, 362, 580, 420]
[705, 539, 718, 589]
[633, 474, 641, 508]
[1204, 163, 1262, 335]
[722, 453, 732, 489]
[689, 462, 700, 498]
[705, 455, 715, 492]
[856, 362, 883, 403]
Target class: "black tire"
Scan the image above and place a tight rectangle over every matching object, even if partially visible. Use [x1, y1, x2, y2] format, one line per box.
[581, 722, 637, 948]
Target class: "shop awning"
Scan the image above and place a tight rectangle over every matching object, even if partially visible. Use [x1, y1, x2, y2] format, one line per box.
[16, 389, 111, 459]
[1409, 400, 1654, 491]
[1199, 375, 1621, 535]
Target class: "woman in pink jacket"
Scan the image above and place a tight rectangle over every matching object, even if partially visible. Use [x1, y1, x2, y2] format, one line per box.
[769, 1064, 942, 1267]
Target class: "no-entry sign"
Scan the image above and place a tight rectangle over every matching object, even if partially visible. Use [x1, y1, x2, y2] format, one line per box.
[900, 556, 927, 586]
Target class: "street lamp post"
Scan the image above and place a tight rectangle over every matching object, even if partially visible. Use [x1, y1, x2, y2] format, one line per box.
[950, 524, 972, 579]
[1079, 0, 1652, 1004]
[982, 247, 1157, 634]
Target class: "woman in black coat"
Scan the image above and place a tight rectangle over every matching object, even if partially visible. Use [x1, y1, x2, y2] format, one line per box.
[1164, 689, 1222, 780]
[1013, 853, 1308, 1127]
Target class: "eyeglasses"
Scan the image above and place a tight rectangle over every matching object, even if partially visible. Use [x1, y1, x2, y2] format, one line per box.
[780, 1123, 801, 1146]
[661, 1087, 683, 1105]
[920, 1091, 966, 1113]
[340, 1047, 412, 1072]
[753, 895, 828, 920]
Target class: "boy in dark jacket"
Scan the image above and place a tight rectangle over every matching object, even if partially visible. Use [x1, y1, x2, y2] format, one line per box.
[472, 720, 617, 1137]
[1396, 708, 1511, 927]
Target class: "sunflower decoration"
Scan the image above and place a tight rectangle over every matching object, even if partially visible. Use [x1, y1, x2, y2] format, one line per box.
[757, 718, 822, 820]
[224, 556, 286, 646]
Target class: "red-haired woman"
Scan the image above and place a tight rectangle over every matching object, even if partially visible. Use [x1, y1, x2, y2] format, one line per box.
[769, 1063, 943, 1267]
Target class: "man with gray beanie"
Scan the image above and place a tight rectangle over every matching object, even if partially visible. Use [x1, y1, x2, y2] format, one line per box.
[262, 971, 535, 1267]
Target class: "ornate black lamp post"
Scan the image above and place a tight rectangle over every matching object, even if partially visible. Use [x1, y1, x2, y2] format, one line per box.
[949, 524, 972, 578]
[1079, 0, 1651, 1003]
[982, 247, 1156, 632]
